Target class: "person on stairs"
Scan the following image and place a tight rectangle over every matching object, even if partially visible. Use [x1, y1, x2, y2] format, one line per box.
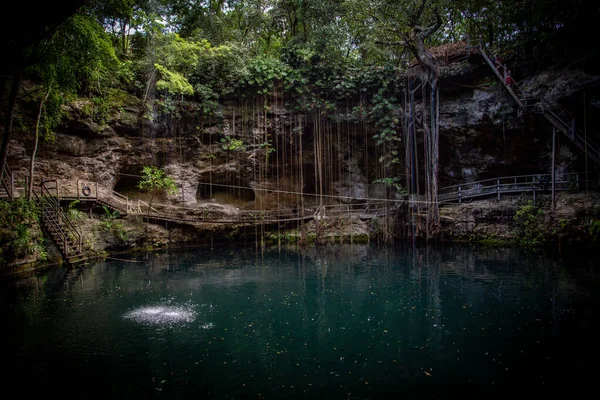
[505, 69, 515, 87]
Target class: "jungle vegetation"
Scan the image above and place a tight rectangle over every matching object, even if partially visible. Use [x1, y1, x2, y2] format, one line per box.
[0, 0, 597, 246]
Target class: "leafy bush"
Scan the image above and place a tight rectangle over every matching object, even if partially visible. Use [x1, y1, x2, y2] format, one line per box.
[67, 200, 86, 222]
[0, 198, 43, 265]
[98, 206, 127, 243]
[237, 55, 290, 95]
[220, 137, 246, 151]
[589, 219, 600, 242]
[513, 200, 545, 246]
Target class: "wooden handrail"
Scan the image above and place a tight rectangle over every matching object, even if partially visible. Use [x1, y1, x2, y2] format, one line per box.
[473, 41, 599, 164]
[38, 182, 83, 257]
[478, 46, 524, 107]
[438, 172, 596, 203]
[1, 161, 13, 199]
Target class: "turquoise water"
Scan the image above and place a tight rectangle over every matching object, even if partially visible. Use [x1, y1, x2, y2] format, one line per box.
[1, 244, 599, 398]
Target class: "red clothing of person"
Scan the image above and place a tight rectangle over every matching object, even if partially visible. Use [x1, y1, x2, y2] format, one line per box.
[505, 71, 515, 87]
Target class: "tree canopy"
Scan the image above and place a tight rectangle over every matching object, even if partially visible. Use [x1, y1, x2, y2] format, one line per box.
[1, 0, 598, 138]
[0, 0, 594, 104]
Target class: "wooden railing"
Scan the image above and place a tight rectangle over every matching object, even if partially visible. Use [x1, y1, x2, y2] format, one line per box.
[438, 173, 589, 203]
[470, 41, 600, 164]
[0, 162, 14, 199]
[34, 180, 85, 264]
[477, 45, 524, 107]
[539, 98, 600, 163]
[97, 184, 129, 214]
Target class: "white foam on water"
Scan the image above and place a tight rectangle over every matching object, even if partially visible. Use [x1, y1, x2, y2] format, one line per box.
[124, 304, 197, 325]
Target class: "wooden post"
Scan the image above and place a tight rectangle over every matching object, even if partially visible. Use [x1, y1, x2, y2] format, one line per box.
[497, 179, 500, 201]
[552, 127, 556, 211]
[77, 180, 80, 200]
[458, 186, 462, 203]
[10, 173, 14, 200]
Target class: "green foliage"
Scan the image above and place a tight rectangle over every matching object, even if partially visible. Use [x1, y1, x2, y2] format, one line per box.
[98, 206, 127, 243]
[67, 200, 86, 223]
[238, 56, 290, 95]
[371, 87, 401, 147]
[155, 33, 202, 77]
[513, 200, 545, 246]
[194, 84, 220, 115]
[589, 219, 600, 242]
[154, 63, 194, 96]
[0, 198, 43, 265]
[373, 177, 408, 197]
[220, 137, 246, 152]
[42, 14, 119, 95]
[26, 11, 120, 140]
[192, 41, 246, 96]
[260, 141, 276, 154]
[91, 96, 112, 123]
[40, 90, 66, 140]
[137, 166, 178, 199]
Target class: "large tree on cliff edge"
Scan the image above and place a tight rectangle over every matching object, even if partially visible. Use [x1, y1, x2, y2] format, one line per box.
[349, 0, 443, 239]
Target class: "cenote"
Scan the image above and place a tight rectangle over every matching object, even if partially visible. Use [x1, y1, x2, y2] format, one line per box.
[2, 244, 599, 398]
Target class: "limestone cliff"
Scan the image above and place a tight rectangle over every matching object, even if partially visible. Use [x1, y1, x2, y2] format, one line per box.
[3, 58, 600, 259]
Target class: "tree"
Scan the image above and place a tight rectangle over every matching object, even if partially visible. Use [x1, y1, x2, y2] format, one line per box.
[25, 13, 119, 198]
[347, 0, 444, 239]
[0, 0, 84, 183]
[137, 166, 178, 214]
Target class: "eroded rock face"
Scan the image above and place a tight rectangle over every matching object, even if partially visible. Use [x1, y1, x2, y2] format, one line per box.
[7, 63, 599, 215]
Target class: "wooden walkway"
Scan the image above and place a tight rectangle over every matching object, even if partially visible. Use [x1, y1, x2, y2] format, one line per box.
[45, 179, 394, 225]
[437, 173, 595, 203]
[469, 40, 600, 164]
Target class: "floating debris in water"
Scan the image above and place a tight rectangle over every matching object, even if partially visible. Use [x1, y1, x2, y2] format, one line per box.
[123, 304, 197, 325]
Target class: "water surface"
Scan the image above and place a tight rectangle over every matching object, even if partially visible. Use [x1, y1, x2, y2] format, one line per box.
[2, 244, 599, 398]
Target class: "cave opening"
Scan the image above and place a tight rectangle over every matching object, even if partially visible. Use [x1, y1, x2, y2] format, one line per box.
[196, 182, 255, 207]
[113, 175, 155, 202]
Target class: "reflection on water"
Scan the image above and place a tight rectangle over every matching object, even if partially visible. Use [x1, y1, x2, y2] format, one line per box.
[1, 244, 599, 398]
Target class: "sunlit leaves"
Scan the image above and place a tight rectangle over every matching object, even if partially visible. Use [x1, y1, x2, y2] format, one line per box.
[154, 63, 194, 95]
[137, 166, 178, 196]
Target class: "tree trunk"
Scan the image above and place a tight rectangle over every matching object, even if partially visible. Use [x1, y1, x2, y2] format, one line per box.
[427, 81, 440, 239]
[0, 69, 21, 181]
[148, 193, 155, 217]
[0, 75, 7, 117]
[28, 84, 51, 199]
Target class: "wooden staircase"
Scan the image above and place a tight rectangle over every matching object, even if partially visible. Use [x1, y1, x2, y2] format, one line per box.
[475, 43, 600, 164]
[34, 180, 87, 265]
[0, 162, 14, 199]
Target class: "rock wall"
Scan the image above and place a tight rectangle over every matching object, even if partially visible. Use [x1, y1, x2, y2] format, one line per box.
[3, 60, 600, 259]
[8, 62, 599, 204]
